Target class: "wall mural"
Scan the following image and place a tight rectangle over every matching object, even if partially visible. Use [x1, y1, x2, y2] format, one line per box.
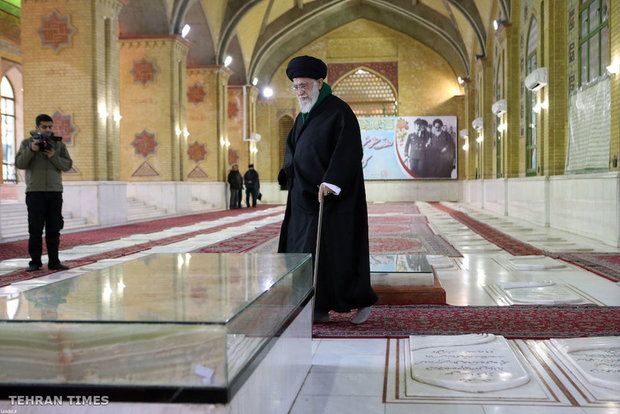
[359, 116, 457, 180]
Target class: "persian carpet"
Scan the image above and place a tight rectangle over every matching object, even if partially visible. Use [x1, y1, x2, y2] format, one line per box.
[198, 222, 282, 253]
[0, 205, 281, 262]
[312, 305, 620, 339]
[555, 252, 620, 282]
[367, 214, 461, 257]
[0, 209, 285, 287]
[429, 202, 546, 256]
[367, 203, 421, 215]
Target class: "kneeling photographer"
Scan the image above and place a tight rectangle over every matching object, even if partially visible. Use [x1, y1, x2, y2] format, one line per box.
[15, 114, 73, 272]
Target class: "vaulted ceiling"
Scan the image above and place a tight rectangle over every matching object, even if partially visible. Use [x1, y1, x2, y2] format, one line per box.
[118, 0, 511, 86]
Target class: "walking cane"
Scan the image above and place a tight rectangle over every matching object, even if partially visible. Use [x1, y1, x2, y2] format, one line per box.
[311, 196, 324, 325]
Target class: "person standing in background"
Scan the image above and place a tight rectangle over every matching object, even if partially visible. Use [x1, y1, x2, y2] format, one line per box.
[227, 164, 243, 209]
[243, 164, 260, 208]
[15, 114, 73, 272]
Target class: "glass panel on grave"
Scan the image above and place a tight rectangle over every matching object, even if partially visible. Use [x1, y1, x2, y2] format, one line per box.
[370, 254, 432, 273]
[0, 253, 313, 403]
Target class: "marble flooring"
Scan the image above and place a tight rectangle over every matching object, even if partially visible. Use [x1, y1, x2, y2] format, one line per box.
[290, 202, 620, 414]
[1, 201, 619, 413]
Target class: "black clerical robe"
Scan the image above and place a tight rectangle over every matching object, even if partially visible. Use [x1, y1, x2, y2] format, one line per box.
[278, 93, 377, 313]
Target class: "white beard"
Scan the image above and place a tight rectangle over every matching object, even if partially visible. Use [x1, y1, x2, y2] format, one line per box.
[298, 81, 320, 113]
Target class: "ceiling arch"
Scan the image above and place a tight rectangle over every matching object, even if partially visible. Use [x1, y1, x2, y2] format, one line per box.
[249, 0, 472, 86]
[119, 0, 170, 37]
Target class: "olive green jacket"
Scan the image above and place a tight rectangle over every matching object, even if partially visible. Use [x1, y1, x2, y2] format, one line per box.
[14, 136, 73, 192]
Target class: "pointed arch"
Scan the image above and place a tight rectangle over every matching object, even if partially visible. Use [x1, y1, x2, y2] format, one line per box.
[332, 67, 397, 117]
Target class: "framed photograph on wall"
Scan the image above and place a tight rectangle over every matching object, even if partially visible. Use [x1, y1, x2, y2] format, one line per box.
[359, 116, 457, 180]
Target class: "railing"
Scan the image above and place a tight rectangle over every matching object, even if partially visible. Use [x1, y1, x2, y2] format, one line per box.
[2, 162, 17, 184]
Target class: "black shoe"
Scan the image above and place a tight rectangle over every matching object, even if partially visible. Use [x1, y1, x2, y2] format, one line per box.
[26, 264, 41, 272]
[313, 310, 330, 323]
[48, 263, 69, 271]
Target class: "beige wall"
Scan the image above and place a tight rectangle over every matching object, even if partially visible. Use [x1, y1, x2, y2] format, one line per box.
[256, 18, 465, 181]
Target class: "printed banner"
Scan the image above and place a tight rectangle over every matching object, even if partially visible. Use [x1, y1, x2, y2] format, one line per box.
[359, 116, 457, 180]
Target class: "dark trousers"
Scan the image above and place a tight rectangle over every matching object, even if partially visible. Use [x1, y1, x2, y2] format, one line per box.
[230, 187, 241, 209]
[26, 191, 64, 267]
[245, 187, 258, 207]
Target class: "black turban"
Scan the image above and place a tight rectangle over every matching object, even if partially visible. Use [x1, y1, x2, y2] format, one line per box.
[286, 55, 327, 81]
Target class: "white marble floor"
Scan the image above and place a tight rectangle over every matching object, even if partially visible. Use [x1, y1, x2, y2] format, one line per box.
[289, 202, 620, 414]
[1, 201, 619, 413]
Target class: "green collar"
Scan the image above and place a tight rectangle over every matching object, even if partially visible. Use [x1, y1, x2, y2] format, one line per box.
[301, 82, 332, 123]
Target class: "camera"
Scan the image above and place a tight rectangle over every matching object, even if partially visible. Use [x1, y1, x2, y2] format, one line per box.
[30, 130, 60, 152]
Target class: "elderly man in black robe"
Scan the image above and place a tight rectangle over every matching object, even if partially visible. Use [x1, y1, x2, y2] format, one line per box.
[277, 55, 377, 324]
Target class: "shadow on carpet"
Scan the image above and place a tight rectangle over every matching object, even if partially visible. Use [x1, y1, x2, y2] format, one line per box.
[312, 305, 620, 339]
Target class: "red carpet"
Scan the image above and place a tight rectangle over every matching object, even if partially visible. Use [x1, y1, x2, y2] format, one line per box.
[556, 252, 620, 282]
[312, 305, 620, 339]
[429, 202, 545, 256]
[0, 208, 284, 287]
[0, 205, 280, 262]
[368, 215, 461, 256]
[199, 222, 282, 253]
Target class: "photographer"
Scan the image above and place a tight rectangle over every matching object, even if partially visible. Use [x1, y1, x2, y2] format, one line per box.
[15, 114, 73, 272]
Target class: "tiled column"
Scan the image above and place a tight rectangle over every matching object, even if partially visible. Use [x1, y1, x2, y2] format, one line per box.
[118, 36, 189, 181]
[21, 0, 122, 181]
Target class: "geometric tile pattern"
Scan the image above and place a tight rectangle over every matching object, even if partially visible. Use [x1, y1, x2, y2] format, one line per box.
[132, 130, 157, 157]
[227, 148, 239, 166]
[37, 12, 75, 51]
[187, 166, 208, 179]
[187, 84, 206, 104]
[132, 161, 159, 177]
[187, 141, 207, 163]
[131, 57, 157, 86]
[52, 111, 76, 144]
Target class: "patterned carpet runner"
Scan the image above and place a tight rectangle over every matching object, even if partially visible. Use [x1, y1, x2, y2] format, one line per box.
[554, 252, 620, 282]
[0, 208, 285, 287]
[312, 305, 620, 339]
[428, 202, 620, 282]
[0, 205, 281, 262]
[429, 202, 544, 256]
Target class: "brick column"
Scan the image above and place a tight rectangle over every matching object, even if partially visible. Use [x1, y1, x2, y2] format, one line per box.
[186, 67, 221, 181]
[22, 0, 122, 181]
[118, 36, 189, 181]
[542, 0, 567, 176]
[504, 4, 521, 178]
[216, 67, 232, 181]
[480, 57, 495, 179]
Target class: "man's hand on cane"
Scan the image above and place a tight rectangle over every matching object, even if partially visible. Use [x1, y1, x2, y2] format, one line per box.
[318, 183, 335, 203]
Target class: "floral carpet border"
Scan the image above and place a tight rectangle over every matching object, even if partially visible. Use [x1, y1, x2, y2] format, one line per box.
[312, 304, 620, 339]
